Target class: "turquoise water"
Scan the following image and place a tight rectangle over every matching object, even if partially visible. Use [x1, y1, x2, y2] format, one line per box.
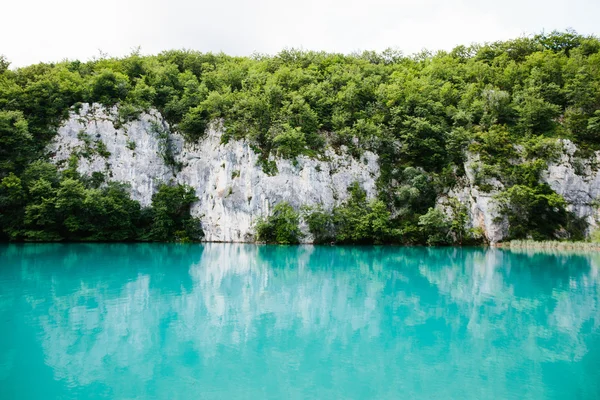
[0, 244, 599, 399]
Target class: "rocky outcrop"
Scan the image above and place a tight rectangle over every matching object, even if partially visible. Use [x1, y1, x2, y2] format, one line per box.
[437, 184, 508, 244]
[541, 139, 600, 230]
[178, 131, 378, 242]
[49, 104, 181, 207]
[49, 105, 600, 243]
[436, 140, 600, 243]
[436, 158, 508, 244]
[49, 104, 379, 242]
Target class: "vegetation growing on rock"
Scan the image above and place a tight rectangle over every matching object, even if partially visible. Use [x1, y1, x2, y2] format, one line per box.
[0, 160, 202, 242]
[1, 30, 600, 244]
[255, 202, 302, 244]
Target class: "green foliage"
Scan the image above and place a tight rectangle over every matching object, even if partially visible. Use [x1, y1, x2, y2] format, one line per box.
[0, 173, 26, 240]
[332, 183, 397, 244]
[118, 103, 143, 124]
[393, 167, 436, 217]
[255, 202, 302, 244]
[95, 140, 110, 158]
[126, 140, 136, 151]
[272, 125, 307, 158]
[0, 158, 202, 242]
[496, 184, 584, 240]
[0, 111, 33, 176]
[305, 182, 398, 244]
[8, 30, 598, 172]
[178, 105, 210, 142]
[303, 205, 335, 243]
[88, 69, 130, 106]
[0, 55, 9, 73]
[2, 31, 600, 242]
[148, 184, 203, 242]
[418, 208, 452, 246]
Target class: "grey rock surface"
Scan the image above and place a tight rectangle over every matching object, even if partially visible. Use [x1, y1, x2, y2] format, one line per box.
[50, 105, 600, 243]
[50, 105, 378, 242]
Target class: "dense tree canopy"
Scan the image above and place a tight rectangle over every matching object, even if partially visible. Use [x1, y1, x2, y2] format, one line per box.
[1, 30, 600, 243]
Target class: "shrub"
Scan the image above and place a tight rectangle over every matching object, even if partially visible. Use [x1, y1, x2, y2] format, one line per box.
[88, 69, 130, 106]
[272, 125, 307, 158]
[255, 202, 302, 244]
[418, 208, 452, 246]
[179, 105, 210, 142]
[495, 184, 583, 240]
[126, 140, 136, 151]
[148, 184, 203, 242]
[303, 205, 334, 243]
[0, 111, 33, 176]
[305, 182, 398, 244]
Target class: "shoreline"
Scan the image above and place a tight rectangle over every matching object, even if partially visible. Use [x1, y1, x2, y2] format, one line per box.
[3, 240, 600, 251]
[493, 240, 600, 251]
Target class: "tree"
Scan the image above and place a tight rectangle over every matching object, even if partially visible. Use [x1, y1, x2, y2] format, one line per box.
[149, 184, 202, 241]
[88, 69, 130, 106]
[495, 184, 581, 240]
[272, 124, 307, 158]
[255, 202, 302, 244]
[0, 111, 33, 176]
[303, 205, 334, 244]
[0, 173, 25, 239]
[179, 105, 210, 142]
[418, 208, 451, 246]
[0, 55, 9, 73]
[82, 183, 141, 241]
[24, 178, 60, 241]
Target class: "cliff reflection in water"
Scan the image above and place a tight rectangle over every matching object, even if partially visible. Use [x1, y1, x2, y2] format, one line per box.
[0, 244, 599, 399]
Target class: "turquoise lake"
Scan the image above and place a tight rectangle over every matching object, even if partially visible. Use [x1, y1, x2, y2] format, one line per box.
[0, 244, 599, 399]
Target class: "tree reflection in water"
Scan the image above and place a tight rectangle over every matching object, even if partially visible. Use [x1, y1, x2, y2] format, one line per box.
[0, 244, 599, 399]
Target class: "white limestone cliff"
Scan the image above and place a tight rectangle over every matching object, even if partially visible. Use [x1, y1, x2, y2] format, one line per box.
[49, 104, 379, 242]
[49, 104, 180, 206]
[48, 104, 600, 243]
[541, 139, 600, 229]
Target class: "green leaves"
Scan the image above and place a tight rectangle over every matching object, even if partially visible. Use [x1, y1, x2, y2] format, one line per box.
[272, 125, 307, 158]
[304, 182, 398, 245]
[255, 202, 302, 244]
[418, 208, 452, 246]
[179, 105, 210, 142]
[0, 160, 202, 242]
[88, 69, 130, 106]
[148, 184, 202, 242]
[495, 184, 581, 240]
[1, 32, 600, 243]
[0, 111, 33, 176]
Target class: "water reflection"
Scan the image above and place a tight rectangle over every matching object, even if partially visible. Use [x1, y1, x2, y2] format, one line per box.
[1, 244, 599, 399]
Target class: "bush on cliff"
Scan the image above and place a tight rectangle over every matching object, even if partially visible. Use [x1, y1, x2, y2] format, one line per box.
[255, 202, 302, 244]
[0, 160, 202, 242]
[495, 184, 585, 241]
[1, 30, 599, 242]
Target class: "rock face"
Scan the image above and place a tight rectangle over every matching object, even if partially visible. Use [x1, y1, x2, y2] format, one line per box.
[49, 104, 180, 207]
[178, 131, 378, 242]
[49, 104, 379, 242]
[438, 140, 600, 243]
[49, 105, 600, 243]
[438, 184, 508, 244]
[541, 139, 600, 230]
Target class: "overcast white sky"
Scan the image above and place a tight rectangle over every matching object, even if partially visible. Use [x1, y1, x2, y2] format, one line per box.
[2, 0, 599, 67]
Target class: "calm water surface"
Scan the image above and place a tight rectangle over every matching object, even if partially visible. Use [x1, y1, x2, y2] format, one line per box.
[1, 244, 599, 399]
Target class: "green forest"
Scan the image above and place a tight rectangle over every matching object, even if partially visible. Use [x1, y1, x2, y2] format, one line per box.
[1, 30, 600, 244]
